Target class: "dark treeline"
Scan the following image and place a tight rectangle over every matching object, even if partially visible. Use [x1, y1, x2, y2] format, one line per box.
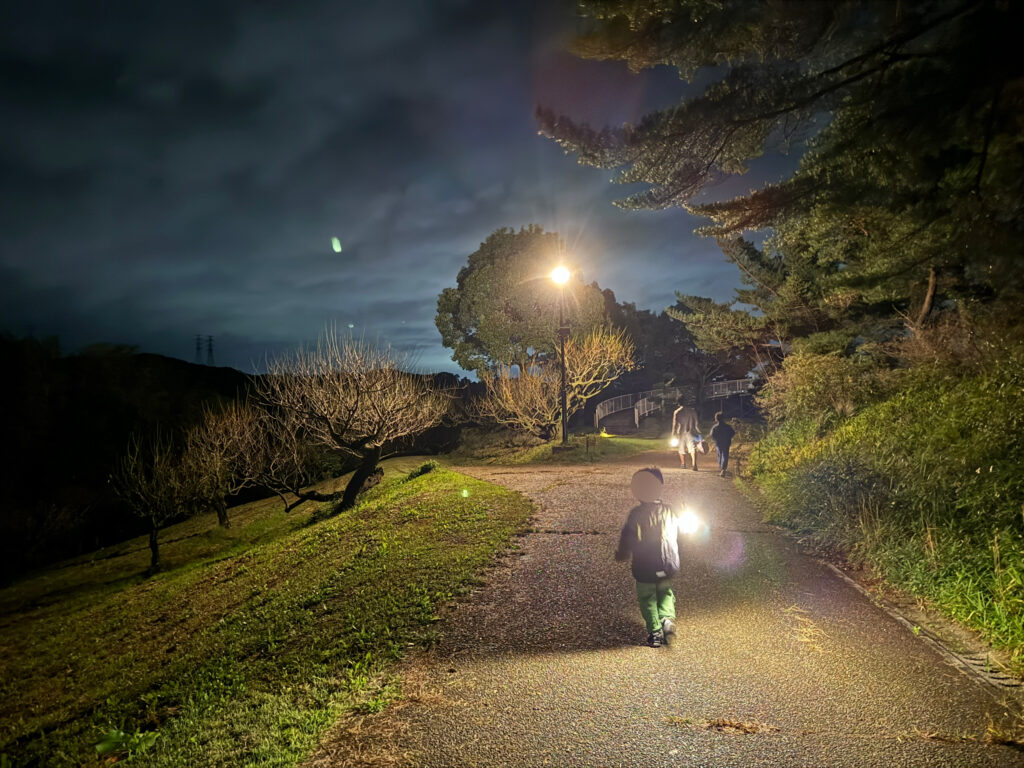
[0, 336, 251, 579]
[0, 335, 472, 581]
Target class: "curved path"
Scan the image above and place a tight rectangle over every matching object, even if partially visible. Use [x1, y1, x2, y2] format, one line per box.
[316, 454, 1022, 767]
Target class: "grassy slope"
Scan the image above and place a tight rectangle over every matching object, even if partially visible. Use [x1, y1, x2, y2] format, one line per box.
[0, 460, 531, 767]
[451, 432, 662, 465]
[745, 357, 1024, 669]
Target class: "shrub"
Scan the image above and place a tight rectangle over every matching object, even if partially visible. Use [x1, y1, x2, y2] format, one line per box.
[757, 351, 886, 426]
[747, 343, 1024, 666]
[406, 461, 440, 481]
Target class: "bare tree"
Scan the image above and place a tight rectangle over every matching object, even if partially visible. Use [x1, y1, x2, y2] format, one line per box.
[110, 431, 197, 574]
[478, 327, 635, 439]
[185, 402, 257, 528]
[245, 403, 332, 512]
[564, 327, 636, 410]
[476, 364, 562, 439]
[255, 330, 451, 512]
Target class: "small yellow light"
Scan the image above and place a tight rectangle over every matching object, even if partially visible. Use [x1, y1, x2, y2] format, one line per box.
[550, 265, 570, 285]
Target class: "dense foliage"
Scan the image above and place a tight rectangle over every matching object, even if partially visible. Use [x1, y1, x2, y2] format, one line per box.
[748, 347, 1024, 665]
[435, 225, 608, 376]
[539, 0, 1024, 347]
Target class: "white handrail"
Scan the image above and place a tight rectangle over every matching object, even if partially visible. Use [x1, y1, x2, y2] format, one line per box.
[594, 379, 754, 428]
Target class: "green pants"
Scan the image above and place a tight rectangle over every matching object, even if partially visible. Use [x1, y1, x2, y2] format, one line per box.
[636, 579, 675, 633]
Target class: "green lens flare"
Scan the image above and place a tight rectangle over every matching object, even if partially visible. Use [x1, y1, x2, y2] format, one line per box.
[331, 237, 342, 253]
[461, 489, 469, 498]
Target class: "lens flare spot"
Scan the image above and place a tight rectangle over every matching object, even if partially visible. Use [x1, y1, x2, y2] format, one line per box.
[461, 489, 469, 498]
[714, 531, 746, 571]
[331, 237, 342, 253]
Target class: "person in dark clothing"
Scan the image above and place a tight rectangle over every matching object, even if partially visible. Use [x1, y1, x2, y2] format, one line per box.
[709, 411, 735, 477]
[615, 467, 680, 647]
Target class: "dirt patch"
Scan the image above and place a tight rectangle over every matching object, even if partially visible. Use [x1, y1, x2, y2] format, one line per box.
[666, 715, 780, 735]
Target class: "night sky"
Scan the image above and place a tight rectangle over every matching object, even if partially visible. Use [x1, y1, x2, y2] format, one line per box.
[1, 0, 798, 374]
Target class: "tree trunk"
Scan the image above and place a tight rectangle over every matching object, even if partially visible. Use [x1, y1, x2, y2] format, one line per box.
[148, 521, 161, 575]
[339, 445, 383, 512]
[285, 496, 308, 513]
[216, 498, 230, 529]
[916, 266, 937, 326]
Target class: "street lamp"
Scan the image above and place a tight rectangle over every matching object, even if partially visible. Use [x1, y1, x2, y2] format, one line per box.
[550, 265, 570, 446]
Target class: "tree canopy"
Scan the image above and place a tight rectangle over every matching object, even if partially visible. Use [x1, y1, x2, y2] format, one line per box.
[436, 226, 608, 375]
[538, 0, 1024, 343]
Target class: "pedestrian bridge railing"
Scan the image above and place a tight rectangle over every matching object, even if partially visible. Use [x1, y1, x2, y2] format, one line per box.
[704, 378, 756, 398]
[593, 387, 683, 429]
[594, 379, 756, 429]
[593, 393, 640, 429]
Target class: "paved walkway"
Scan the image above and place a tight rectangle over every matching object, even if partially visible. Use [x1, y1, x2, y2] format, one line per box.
[317, 454, 1023, 767]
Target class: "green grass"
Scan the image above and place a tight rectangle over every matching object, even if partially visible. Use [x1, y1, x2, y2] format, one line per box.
[0, 456, 447, 618]
[745, 351, 1024, 670]
[0, 462, 531, 767]
[451, 429, 663, 465]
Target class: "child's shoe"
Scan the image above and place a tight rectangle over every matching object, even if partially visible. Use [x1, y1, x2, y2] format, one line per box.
[647, 630, 664, 648]
[661, 618, 676, 644]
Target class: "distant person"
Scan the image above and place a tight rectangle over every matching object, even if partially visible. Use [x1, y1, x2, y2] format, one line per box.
[709, 411, 736, 477]
[672, 397, 701, 471]
[615, 467, 679, 647]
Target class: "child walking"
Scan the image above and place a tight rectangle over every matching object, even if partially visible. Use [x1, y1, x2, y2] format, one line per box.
[709, 411, 735, 477]
[615, 467, 679, 647]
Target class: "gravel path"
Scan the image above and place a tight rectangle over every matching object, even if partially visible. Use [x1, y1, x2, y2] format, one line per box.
[318, 454, 1023, 767]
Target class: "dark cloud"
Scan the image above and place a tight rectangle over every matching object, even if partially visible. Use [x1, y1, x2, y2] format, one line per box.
[0, 0, 778, 374]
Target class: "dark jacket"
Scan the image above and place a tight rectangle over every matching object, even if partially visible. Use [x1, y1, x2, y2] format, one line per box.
[710, 422, 735, 449]
[615, 501, 680, 583]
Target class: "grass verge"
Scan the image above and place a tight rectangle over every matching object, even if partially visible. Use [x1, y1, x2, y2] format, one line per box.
[0, 464, 531, 767]
[745, 353, 1024, 672]
[451, 428, 662, 465]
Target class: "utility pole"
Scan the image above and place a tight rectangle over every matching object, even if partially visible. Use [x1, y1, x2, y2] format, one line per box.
[206, 336, 215, 367]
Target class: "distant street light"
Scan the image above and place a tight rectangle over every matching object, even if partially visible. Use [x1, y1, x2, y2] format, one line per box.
[551, 265, 570, 446]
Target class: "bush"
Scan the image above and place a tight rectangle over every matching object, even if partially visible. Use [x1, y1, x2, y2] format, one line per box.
[757, 351, 887, 426]
[406, 461, 440, 481]
[748, 344, 1024, 667]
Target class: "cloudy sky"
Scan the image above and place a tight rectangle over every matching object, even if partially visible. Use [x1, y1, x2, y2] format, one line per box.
[1, 0, 797, 373]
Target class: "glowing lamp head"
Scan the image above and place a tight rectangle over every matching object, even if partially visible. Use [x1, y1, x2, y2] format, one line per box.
[550, 265, 570, 285]
[678, 507, 702, 535]
[669, 436, 679, 448]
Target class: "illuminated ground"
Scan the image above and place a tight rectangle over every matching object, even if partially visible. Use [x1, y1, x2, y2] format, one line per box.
[313, 452, 1022, 767]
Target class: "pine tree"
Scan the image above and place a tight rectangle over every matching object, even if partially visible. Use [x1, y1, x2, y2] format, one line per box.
[538, 0, 1024, 335]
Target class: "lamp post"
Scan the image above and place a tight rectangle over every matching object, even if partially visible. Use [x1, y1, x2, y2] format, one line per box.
[550, 265, 570, 446]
